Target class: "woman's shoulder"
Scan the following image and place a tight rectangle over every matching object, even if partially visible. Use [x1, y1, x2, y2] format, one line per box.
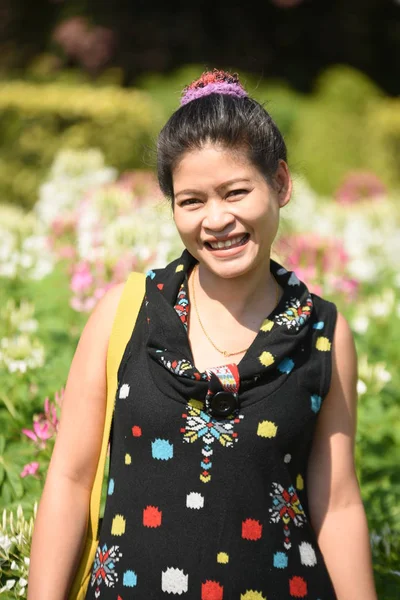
[309, 292, 354, 341]
[309, 291, 338, 332]
[309, 290, 337, 312]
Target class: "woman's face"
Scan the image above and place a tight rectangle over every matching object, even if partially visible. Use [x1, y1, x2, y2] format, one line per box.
[172, 143, 291, 280]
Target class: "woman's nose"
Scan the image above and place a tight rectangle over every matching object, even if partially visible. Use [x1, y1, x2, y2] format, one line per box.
[203, 201, 235, 231]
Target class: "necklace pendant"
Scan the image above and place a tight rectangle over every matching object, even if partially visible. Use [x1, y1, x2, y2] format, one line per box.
[222, 350, 229, 357]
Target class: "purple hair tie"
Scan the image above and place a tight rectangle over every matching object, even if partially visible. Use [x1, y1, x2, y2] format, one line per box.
[180, 81, 248, 106]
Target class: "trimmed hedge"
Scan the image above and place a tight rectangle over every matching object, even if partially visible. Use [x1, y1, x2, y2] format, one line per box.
[288, 65, 399, 195]
[0, 81, 163, 208]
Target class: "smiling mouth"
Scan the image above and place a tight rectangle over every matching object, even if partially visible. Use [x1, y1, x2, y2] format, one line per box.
[205, 233, 250, 250]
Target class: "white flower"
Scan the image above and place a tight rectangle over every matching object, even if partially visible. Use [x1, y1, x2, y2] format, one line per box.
[351, 316, 369, 334]
[0, 222, 54, 281]
[0, 579, 16, 591]
[0, 335, 45, 373]
[347, 258, 377, 282]
[374, 365, 391, 384]
[357, 380, 367, 395]
[19, 253, 33, 269]
[369, 301, 390, 318]
[35, 148, 117, 226]
[0, 261, 17, 278]
[0, 533, 12, 553]
[17, 319, 38, 334]
[367, 289, 395, 319]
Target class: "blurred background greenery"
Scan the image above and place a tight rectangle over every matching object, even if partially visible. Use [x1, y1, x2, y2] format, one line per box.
[0, 1, 399, 597]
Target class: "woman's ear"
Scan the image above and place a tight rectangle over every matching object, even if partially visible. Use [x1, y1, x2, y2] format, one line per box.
[273, 160, 292, 208]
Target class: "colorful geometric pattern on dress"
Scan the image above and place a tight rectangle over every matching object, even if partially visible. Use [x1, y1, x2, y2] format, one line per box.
[204, 363, 240, 412]
[205, 363, 240, 393]
[158, 353, 208, 381]
[159, 356, 198, 377]
[181, 400, 244, 483]
[90, 543, 122, 596]
[174, 282, 189, 331]
[275, 296, 313, 331]
[269, 482, 306, 550]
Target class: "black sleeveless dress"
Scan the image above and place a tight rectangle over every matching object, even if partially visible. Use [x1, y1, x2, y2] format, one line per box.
[85, 249, 338, 600]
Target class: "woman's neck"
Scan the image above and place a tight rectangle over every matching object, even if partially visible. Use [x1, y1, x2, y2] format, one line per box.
[191, 259, 280, 323]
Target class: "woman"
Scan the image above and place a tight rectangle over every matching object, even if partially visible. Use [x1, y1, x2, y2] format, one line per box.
[28, 70, 377, 599]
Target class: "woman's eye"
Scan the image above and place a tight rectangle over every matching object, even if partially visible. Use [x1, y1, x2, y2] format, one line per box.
[180, 198, 200, 206]
[228, 189, 248, 198]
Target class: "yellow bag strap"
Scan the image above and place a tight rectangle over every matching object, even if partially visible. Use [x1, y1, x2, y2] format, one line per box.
[69, 272, 145, 599]
[89, 271, 146, 540]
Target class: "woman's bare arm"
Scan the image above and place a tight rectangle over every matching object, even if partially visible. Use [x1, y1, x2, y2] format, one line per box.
[27, 283, 124, 600]
[307, 312, 378, 599]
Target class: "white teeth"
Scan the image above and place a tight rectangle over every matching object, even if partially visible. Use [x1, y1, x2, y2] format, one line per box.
[209, 235, 246, 250]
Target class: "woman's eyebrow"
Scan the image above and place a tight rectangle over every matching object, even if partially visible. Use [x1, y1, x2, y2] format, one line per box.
[216, 178, 252, 191]
[175, 178, 251, 198]
[174, 188, 204, 199]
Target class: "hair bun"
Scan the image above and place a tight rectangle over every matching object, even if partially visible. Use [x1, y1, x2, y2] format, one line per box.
[180, 69, 248, 106]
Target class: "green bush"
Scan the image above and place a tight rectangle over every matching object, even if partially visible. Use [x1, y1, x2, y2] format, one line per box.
[0, 81, 163, 209]
[366, 98, 400, 191]
[239, 75, 305, 142]
[288, 65, 386, 195]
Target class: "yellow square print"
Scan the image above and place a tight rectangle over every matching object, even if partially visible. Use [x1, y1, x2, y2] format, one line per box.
[217, 552, 229, 564]
[316, 336, 331, 351]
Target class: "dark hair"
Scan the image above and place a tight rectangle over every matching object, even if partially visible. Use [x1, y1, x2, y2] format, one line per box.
[156, 92, 287, 204]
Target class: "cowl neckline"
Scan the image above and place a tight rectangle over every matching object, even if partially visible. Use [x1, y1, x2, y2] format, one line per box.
[145, 249, 314, 406]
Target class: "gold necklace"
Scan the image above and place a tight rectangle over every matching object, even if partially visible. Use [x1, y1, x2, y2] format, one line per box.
[190, 263, 280, 357]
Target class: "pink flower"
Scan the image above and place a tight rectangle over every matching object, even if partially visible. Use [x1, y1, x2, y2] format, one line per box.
[330, 275, 359, 301]
[22, 421, 52, 449]
[22, 392, 62, 449]
[55, 388, 64, 407]
[117, 170, 162, 202]
[52, 16, 115, 72]
[44, 396, 59, 430]
[335, 171, 387, 205]
[58, 245, 76, 260]
[112, 253, 138, 283]
[50, 214, 77, 236]
[70, 262, 94, 293]
[20, 462, 39, 478]
[274, 233, 358, 301]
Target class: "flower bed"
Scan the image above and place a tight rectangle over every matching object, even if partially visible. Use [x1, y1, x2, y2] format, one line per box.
[0, 150, 399, 598]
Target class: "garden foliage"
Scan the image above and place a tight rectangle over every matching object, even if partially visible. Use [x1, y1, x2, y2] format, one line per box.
[0, 9, 398, 581]
[0, 81, 162, 209]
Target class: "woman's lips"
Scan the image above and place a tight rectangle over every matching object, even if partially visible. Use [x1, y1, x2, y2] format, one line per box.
[205, 233, 250, 250]
[204, 233, 250, 254]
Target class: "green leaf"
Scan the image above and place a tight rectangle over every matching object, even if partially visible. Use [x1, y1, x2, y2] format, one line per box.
[6, 469, 24, 500]
[0, 393, 18, 420]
